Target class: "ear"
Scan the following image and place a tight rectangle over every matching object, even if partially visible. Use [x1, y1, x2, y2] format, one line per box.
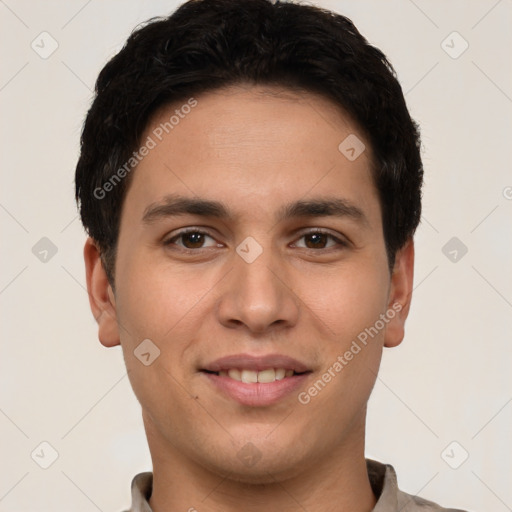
[84, 237, 120, 347]
[384, 239, 415, 348]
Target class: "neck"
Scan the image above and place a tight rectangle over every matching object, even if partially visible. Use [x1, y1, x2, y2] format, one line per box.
[145, 410, 376, 512]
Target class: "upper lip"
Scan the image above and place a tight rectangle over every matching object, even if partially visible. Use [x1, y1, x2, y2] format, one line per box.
[202, 353, 311, 373]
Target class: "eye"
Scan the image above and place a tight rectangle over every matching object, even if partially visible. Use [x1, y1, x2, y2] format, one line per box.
[292, 230, 347, 250]
[164, 229, 220, 250]
[163, 228, 347, 252]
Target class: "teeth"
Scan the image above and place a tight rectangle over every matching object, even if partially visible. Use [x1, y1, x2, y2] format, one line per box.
[275, 368, 286, 380]
[218, 368, 296, 383]
[227, 368, 241, 381]
[241, 370, 258, 383]
[257, 368, 275, 383]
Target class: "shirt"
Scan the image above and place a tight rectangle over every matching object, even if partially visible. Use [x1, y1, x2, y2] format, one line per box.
[123, 459, 468, 511]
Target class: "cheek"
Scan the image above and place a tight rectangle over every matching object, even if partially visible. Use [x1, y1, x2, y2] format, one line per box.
[302, 261, 390, 345]
[112, 249, 215, 409]
[297, 259, 389, 403]
[296, 262, 389, 413]
[112, 255, 204, 428]
[114, 247, 203, 342]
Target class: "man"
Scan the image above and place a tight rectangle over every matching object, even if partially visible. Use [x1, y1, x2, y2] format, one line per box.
[75, 0, 467, 510]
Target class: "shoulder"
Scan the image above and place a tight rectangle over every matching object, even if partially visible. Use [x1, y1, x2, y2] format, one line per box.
[121, 472, 153, 512]
[366, 459, 470, 512]
[397, 489, 469, 511]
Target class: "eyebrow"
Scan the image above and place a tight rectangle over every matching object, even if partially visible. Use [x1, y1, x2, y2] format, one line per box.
[142, 194, 368, 226]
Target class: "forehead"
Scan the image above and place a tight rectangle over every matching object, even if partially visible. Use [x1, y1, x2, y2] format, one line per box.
[147, 83, 371, 163]
[124, 84, 379, 224]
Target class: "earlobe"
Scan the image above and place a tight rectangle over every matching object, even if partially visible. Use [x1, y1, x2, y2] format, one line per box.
[383, 239, 415, 348]
[84, 237, 120, 347]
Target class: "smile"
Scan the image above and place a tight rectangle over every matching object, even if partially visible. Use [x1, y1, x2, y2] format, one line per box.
[204, 368, 300, 383]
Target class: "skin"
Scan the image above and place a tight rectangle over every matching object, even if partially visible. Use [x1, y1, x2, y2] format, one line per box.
[84, 84, 414, 512]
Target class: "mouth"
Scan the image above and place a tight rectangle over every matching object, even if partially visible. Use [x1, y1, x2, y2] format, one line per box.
[201, 367, 307, 383]
[200, 353, 312, 406]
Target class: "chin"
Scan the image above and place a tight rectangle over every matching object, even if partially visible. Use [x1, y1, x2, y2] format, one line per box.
[197, 445, 308, 485]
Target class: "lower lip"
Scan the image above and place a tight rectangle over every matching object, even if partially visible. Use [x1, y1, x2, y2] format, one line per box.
[202, 372, 310, 407]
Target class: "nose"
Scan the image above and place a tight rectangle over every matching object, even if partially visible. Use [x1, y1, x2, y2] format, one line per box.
[216, 247, 300, 335]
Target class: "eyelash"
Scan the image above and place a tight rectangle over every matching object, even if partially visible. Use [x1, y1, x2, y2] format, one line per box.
[163, 228, 348, 252]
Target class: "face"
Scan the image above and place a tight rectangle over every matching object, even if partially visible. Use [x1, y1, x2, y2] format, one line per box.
[85, 84, 413, 483]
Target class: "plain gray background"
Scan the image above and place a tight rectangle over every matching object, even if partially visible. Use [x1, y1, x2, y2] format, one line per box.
[1, 1, 511, 510]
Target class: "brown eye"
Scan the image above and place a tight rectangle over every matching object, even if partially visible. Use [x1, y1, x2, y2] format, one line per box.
[164, 230, 218, 250]
[181, 232, 206, 248]
[304, 233, 329, 249]
[293, 230, 346, 250]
